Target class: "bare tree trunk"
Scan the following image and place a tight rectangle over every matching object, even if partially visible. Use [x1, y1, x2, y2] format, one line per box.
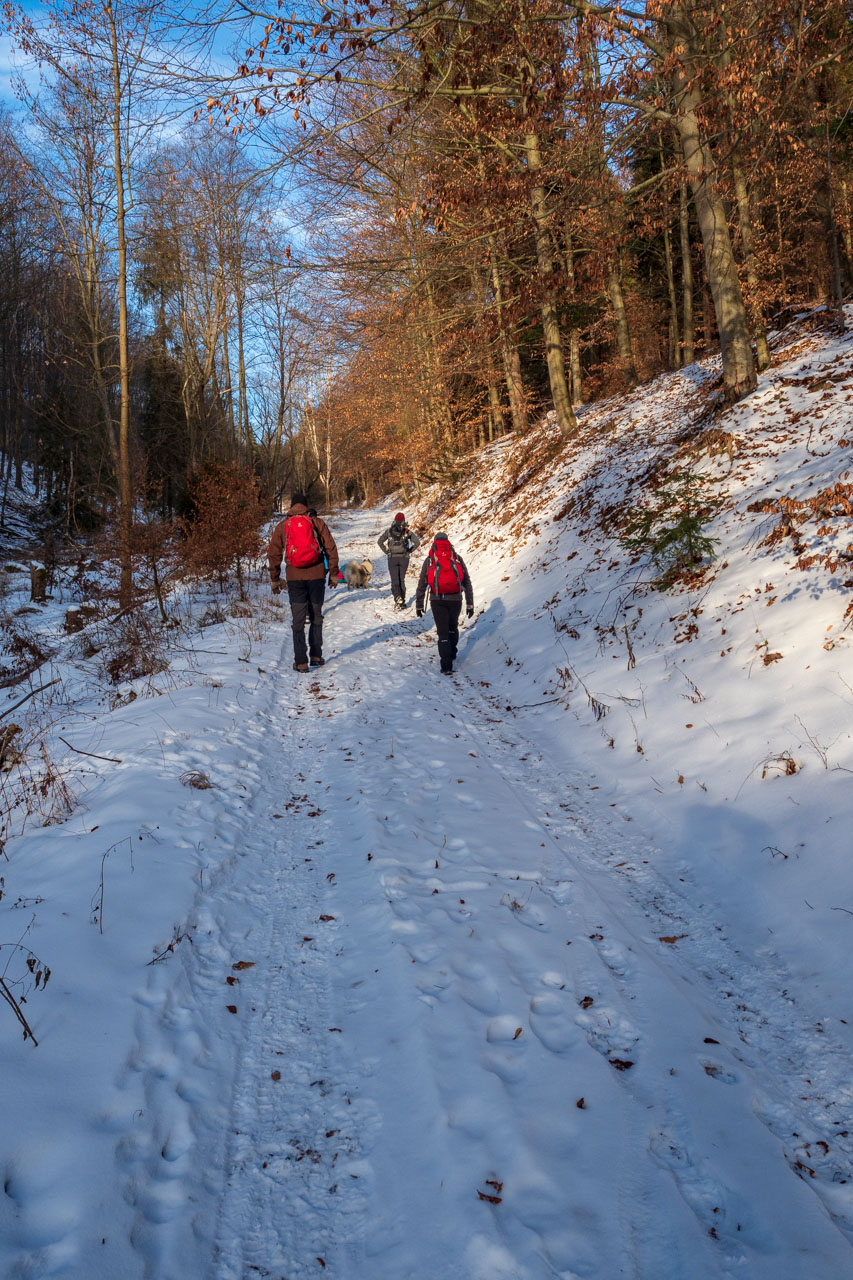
[220, 312, 237, 457]
[676, 180, 691, 363]
[773, 172, 787, 299]
[488, 234, 528, 433]
[323, 419, 332, 508]
[732, 160, 770, 370]
[824, 120, 846, 324]
[663, 218, 680, 368]
[423, 275, 454, 447]
[841, 179, 853, 268]
[673, 95, 756, 400]
[564, 227, 583, 403]
[91, 335, 122, 480]
[486, 376, 502, 440]
[523, 131, 576, 438]
[107, 0, 133, 607]
[471, 267, 506, 439]
[606, 258, 638, 387]
[235, 287, 251, 459]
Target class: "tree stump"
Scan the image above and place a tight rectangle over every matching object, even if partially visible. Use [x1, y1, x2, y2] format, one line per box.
[30, 566, 48, 603]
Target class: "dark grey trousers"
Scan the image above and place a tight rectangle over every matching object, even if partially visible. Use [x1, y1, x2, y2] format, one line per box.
[287, 578, 325, 664]
[388, 555, 410, 602]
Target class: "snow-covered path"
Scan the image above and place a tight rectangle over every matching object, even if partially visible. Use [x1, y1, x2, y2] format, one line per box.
[110, 509, 853, 1280]
[5, 503, 852, 1280]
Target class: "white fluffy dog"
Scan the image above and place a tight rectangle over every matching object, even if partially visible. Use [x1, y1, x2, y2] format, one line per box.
[343, 559, 373, 589]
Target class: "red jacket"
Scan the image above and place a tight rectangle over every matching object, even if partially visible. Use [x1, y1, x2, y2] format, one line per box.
[267, 504, 339, 584]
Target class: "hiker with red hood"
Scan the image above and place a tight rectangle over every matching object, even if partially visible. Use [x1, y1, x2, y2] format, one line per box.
[267, 495, 339, 672]
[377, 512, 421, 609]
[415, 533, 474, 675]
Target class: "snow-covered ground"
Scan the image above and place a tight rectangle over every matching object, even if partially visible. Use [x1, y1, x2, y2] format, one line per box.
[2, 313, 853, 1279]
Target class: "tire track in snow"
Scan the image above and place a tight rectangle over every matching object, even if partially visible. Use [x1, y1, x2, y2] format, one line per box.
[209, 673, 377, 1280]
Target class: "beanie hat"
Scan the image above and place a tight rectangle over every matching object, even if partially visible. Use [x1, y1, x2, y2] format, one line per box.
[394, 512, 406, 522]
[433, 531, 449, 541]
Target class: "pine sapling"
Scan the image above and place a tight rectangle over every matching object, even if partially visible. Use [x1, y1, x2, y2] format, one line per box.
[623, 472, 719, 588]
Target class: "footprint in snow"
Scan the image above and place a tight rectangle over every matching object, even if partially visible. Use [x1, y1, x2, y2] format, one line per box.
[529, 993, 576, 1054]
[458, 977, 502, 1016]
[576, 1006, 639, 1061]
[588, 933, 632, 978]
[649, 1130, 767, 1249]
[486, 1014, 525, 1043]
[483, 1050, 527, 1086]
[440, 837, 472, 863]
[540, 879, 573, 907]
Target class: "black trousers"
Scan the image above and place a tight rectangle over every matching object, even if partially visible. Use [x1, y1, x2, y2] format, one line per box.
[430, 596, 461, 671]
[287, 578, 325, 664]
[388, 554, 410, 602]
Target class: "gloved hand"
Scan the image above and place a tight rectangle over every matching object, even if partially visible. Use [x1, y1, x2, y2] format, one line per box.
[271, 580, 284, 595]
[328, 573, 338, 588]
[416, 607, 423, 618]
[466, 606, 474, 618]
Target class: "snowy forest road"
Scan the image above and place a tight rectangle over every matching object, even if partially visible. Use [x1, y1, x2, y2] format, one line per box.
[125, 511, 852, 1280]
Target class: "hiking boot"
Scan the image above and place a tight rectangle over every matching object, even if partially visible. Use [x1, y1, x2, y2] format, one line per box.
[293, 662, 309, 673]
[440, 666, 454, 675]
[309, 655, 325, 666]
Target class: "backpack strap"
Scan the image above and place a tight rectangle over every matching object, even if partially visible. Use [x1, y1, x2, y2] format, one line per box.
[450, 550, 463, 592]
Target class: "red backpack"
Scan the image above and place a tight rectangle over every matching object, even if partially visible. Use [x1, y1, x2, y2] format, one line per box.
[284, 515, 322, 568]
[427, 540, 464, 595]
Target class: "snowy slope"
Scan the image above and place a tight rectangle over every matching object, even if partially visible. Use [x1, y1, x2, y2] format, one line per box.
[1, 312, 852, 1280]
[416, 307, 853, 1029]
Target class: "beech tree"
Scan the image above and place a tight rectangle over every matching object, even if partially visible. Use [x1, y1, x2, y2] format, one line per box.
[1, 0, 851, 520]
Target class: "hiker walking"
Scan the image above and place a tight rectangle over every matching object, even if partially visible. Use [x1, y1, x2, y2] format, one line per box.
[267, 495, 339, 672]
[415, 533, 474, 675]
[378, 512, 421, 609]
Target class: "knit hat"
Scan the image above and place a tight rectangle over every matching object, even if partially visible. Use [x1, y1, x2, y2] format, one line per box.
[394, 512, 406, 522]
[433, 531, 449, 541]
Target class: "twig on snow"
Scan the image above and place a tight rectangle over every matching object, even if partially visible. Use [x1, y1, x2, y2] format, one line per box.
[58, 736, 122, 765]
[0, 975, 38, 1046]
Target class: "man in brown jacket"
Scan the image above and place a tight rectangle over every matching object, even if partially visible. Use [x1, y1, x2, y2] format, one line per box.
[267, 495, 340, 672]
